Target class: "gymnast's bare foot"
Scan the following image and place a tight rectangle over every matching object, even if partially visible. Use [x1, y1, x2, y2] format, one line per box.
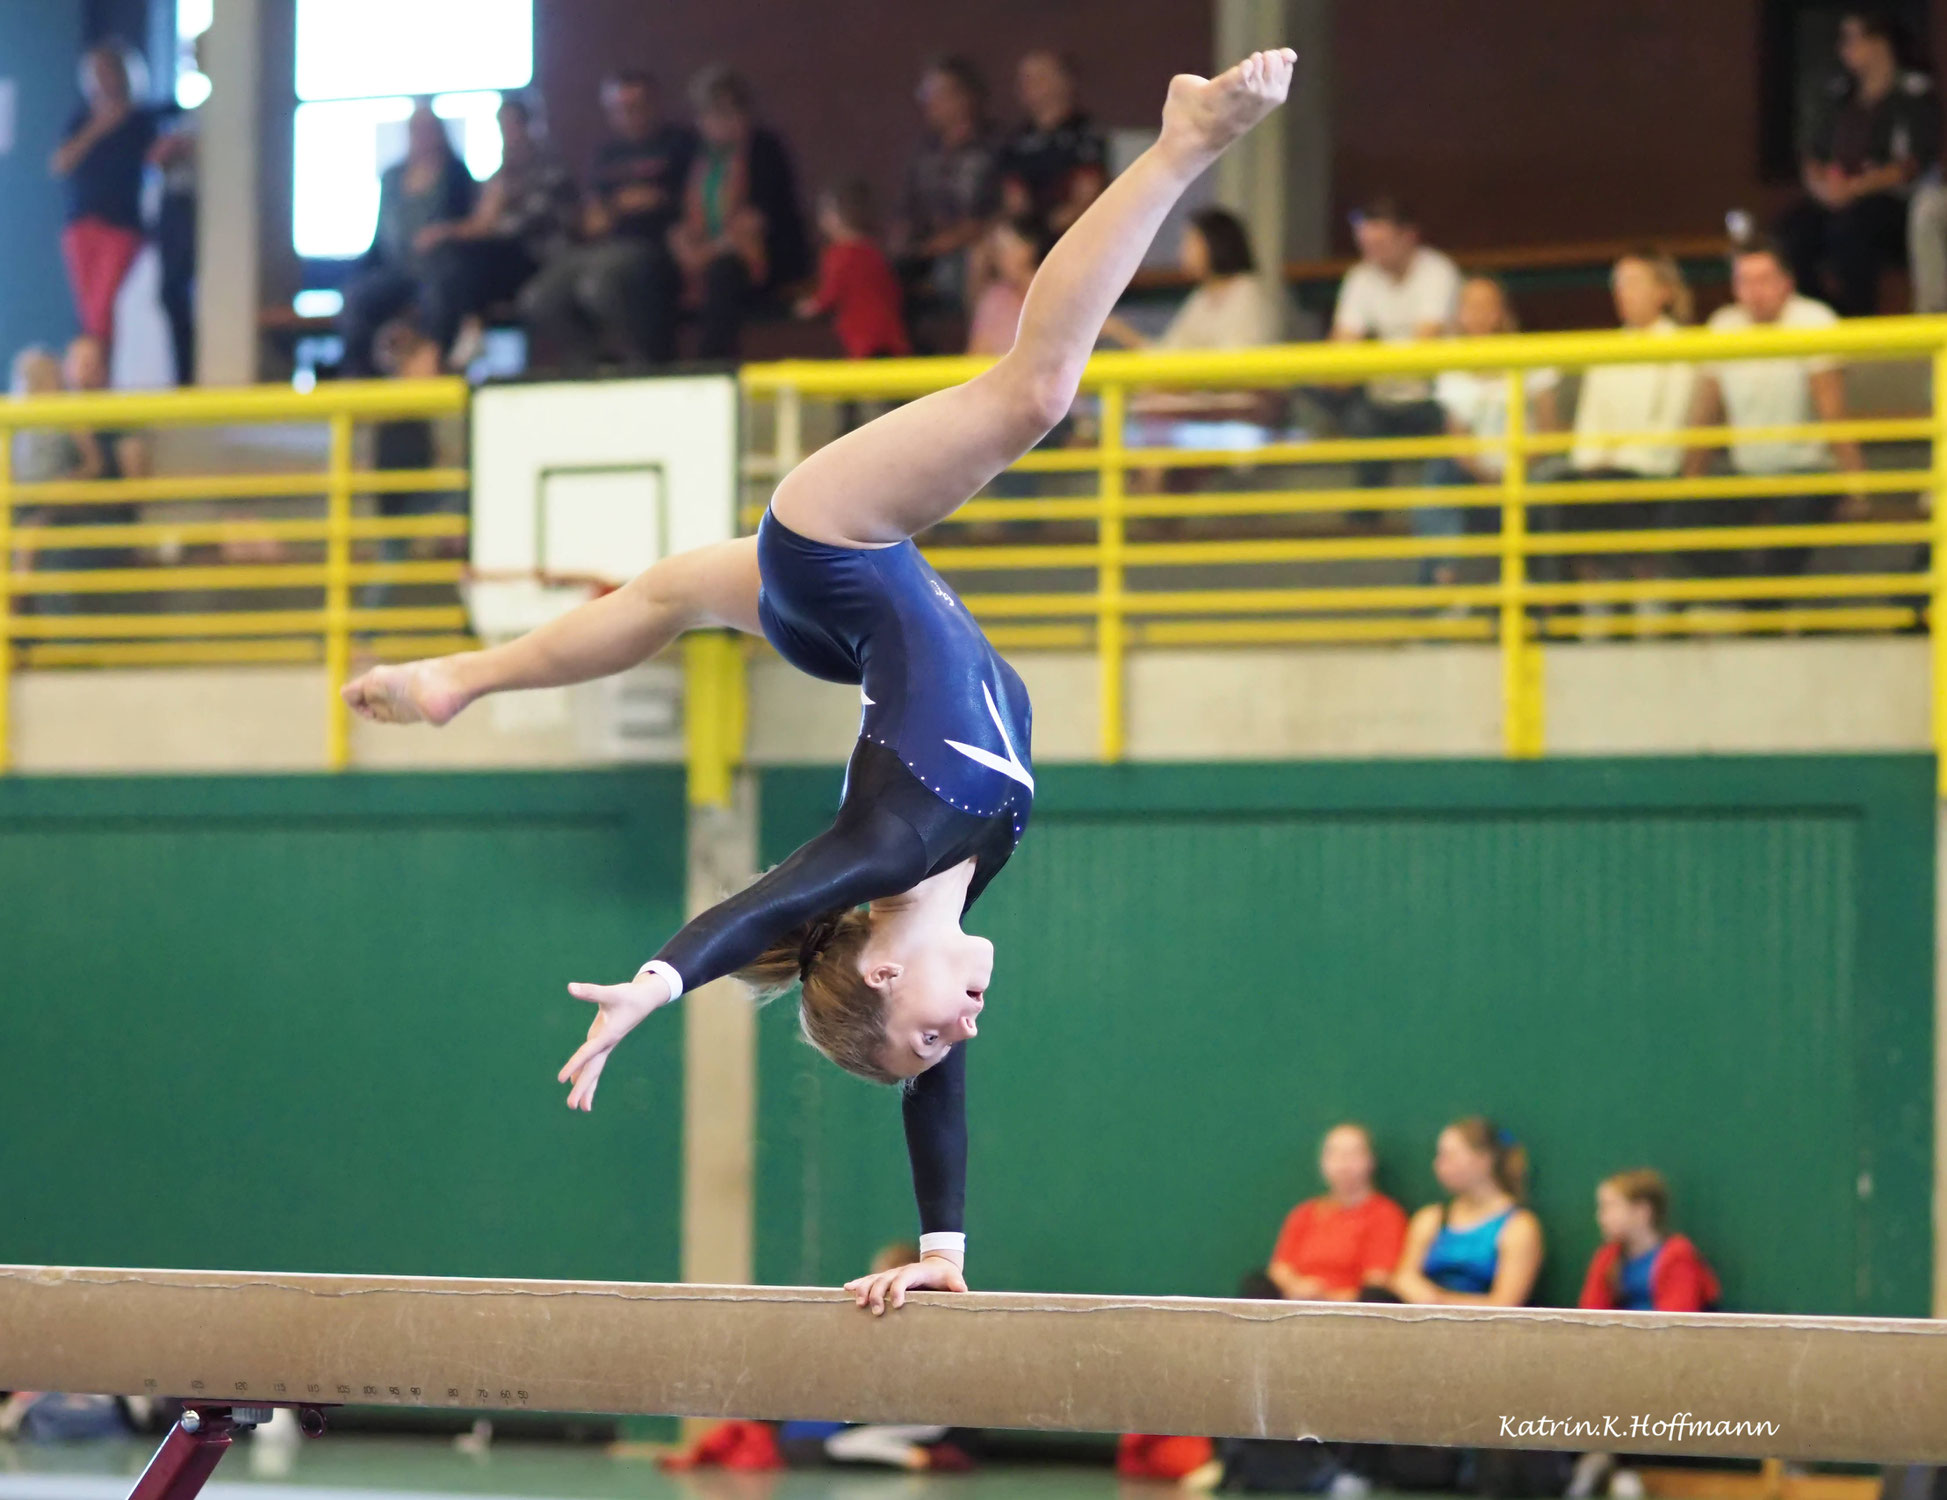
[341, 656, 471, 726]
[1159, 48, 1297, 168]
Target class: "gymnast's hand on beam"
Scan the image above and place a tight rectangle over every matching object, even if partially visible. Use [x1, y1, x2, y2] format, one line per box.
[556, 972, 674, 1112]
[843, 1253, 969, 1316]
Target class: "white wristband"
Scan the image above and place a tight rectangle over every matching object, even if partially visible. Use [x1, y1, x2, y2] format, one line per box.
[635, 960, 684, 1002]
[918, 1232, 965, 1260]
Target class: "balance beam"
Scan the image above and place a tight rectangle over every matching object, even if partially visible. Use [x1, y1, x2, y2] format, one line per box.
[3, 1266, 1945, 1464]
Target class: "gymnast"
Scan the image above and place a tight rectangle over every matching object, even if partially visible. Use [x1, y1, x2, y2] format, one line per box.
[343, 49, 1296, 1313]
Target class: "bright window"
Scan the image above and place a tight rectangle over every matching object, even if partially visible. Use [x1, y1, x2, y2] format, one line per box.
[175, 0, 213, 108]
[290, 0, 532, 260]
[295, 0, 533, 102]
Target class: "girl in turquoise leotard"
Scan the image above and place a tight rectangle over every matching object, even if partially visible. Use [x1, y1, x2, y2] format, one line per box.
[1385, 1116, 1544, 1305]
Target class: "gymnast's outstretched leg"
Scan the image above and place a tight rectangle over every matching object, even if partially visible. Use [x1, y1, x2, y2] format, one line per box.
[771, 48, 1296, 549]
[340, 537, 762, 725]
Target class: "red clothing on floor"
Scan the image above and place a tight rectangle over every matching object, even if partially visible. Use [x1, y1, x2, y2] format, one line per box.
[659, 1419, 783, 1471]
[62, 217, 144, 344]
[1579, 1234, 1721, 1312]
[809, 238, 910, 359]
[1119, 1433, 1214, 1479]
[1271, 1192, 1410, 1296]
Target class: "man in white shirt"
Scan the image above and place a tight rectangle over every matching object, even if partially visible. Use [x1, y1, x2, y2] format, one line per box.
[1683, 238, 1864, 583]
[1328, 196, 1461, 486]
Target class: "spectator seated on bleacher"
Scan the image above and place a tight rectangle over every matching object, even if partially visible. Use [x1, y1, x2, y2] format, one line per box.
[1251, 1121, 1407, 1303]
[1565, 1169, 1723, 1499]
[1422, 276, 1560, 591]
[898, 56, 1002, 331]
[520, 69, 693, 372]
[414, 94, 578, 371]
[337, 100, 476, 378]
[1354, 1120, 1560, 1498]
[1376, 1116, 1543, 1307]
[10, 346, 78, 483]
[1553, 251, 1698, 623]
[1325, 196, 1461, 490]
[1777, 7, 1936, 317]
[1579, 1168, 1721, 1312]
[45, 335, 146, 619]
[668, 67, 810, 362]
[1682, 237, 1864, 594]
[1103, 207, 1292, 431]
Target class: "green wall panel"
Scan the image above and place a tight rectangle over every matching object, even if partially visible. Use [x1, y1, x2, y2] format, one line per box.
[755, 757, 1934, 1317]
[0, 771, 686, 1284]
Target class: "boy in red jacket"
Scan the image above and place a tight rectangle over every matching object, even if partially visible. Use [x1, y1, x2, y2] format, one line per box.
[1578, 1169, 1721, 1312]
[797, 180, 911, 360]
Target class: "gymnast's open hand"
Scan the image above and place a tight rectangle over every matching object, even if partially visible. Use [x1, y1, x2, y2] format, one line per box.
[557, 972, 673, 1112]
[844, 1254, 969, 1316]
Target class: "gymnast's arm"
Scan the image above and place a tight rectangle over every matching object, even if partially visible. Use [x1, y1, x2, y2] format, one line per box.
[556, 804, 930, 1113]
[903, 1042, 967, 1239]
[649, 807, 929, 999]
[843, 981, 971, 1316]
[342, 536, 762, 726]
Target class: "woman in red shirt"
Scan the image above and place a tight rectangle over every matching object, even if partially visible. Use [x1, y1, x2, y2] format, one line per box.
[1265, 1123, 1408, 1300]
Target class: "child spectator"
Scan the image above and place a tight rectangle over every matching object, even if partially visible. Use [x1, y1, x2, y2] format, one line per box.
[10, 347, 80, 484]
[10, 347, 83, 612]
[1383, 1116, 1543, 1306]
[1578, 1169, 1721, 1312]
[966, 215, 1052, 356]
[1566, 1172, 1722, 1499]
[797, 182, 911, 360]
[1262, 1122, 1408, 1301]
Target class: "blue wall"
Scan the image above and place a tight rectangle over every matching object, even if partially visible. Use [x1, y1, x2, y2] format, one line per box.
[0, 0, 85, 363]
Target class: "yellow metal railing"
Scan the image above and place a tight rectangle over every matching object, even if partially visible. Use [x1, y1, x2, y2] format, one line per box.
[0, 379, 471, 769]
[6, 319, 1946, 790]
[742, 316, 1947, 780]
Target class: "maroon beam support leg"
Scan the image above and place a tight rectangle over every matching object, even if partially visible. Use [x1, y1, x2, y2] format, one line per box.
[127, 1406, 330, 1500]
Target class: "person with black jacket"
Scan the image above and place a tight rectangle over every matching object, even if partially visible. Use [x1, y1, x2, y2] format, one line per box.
[1779, 8, 1938, 316]
[668, 67, 810, 360]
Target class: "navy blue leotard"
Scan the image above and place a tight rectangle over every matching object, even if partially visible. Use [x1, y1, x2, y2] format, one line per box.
[650, 510, 1035, 1242]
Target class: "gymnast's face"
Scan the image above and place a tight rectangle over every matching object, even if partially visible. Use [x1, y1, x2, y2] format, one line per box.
[866, 929, 993, 1078]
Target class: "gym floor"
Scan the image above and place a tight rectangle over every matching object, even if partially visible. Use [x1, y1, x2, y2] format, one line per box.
[0, 1435, 1148, 1500]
